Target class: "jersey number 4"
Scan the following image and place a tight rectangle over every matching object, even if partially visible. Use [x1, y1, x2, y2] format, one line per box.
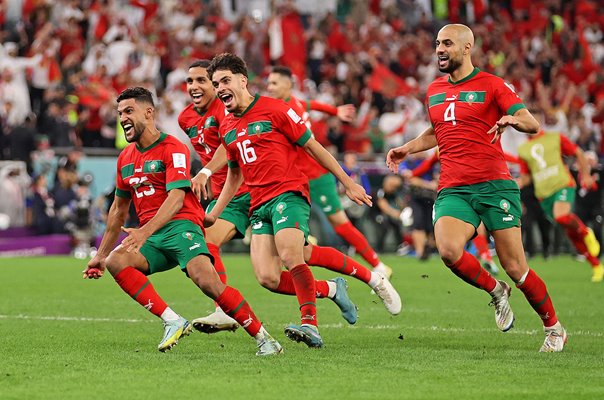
[444, 103, 456, 125]
[236, 139, 257, 164]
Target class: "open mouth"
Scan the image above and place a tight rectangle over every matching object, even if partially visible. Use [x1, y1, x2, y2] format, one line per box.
[191, 93, 203, 102]
[122, 123, 133, 135]
[438, 55, 449, 68]
[219, 93, 234, 108]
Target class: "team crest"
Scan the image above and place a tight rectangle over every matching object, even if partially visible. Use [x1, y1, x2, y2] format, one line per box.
[182, 232, 194, 241]
[499, 199, 510, 213]
[276, 202, 287, 214]
[466, 91, 477, 104]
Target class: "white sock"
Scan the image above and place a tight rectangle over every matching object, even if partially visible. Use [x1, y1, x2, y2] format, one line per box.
[489, 281, 503, 297]
[517, 270, 529, 285]
[160, 307, 180, 322]
[375, 261, 385, 270]
[368, 271, 382, 288]
[254, 326, 268, 343]
[327, 281, 337, 298]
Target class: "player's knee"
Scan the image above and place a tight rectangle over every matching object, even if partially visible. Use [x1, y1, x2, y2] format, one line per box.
[256, 271, 280, 290]
[105, 247, 129, 276]
[279, 249, 304, 269]
[437, 242, 463, 266]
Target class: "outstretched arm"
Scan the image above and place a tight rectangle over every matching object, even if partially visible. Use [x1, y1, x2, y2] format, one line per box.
[304, 137, 372, 206]
[488, 108, 540, 143]
[386, 126, 437, 173]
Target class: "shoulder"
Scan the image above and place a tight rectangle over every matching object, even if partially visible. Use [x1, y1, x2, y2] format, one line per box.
[178, 103, 196, 122]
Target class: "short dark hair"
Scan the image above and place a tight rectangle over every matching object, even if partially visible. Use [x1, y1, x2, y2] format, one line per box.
[116, 86, 154, 106]
[271, 65, 292, 79]
[207, 53, 248, 80]
[189, 59, 211, 69]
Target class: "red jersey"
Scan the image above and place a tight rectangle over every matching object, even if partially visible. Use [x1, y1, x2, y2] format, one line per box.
[286, 96, 336, 180]
[220, 95, 312, 212]
[115, 133, 204, 227]
[426, 68, 525, 189]
[178, 98, 248, 197]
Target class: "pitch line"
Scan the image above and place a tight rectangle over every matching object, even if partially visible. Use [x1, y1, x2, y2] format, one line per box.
[0, 314, 602, 338]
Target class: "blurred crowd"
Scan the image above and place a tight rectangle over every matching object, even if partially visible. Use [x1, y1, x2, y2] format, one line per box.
[0, 0, 602, 256]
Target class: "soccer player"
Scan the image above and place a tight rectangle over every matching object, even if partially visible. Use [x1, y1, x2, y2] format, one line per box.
[387, 24, 567, 352]
[82, 86, 282, 356]
[205, 53, 372, 348]
[266, 66, 394, 279]
[181, 61, 401, 333]
[516, 111, 603, 282]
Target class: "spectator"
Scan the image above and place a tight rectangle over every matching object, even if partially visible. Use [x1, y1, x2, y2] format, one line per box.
[373, 174, 405, 253]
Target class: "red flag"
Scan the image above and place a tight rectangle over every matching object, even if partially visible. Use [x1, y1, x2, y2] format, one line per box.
[367, 63, 413, 98]
[280, 11, 306, 87]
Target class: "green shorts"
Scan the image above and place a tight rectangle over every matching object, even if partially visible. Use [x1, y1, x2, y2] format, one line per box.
[140, 220, 212, 275]
[433, 179, 522, 232]
[309, 173, 342, 216]
[250, 192, 310, 239]
[206, 192, 251, 238]
[540, 187, 576, 220]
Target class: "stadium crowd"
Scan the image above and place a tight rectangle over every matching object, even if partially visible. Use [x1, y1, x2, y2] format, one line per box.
[0, 0, 602, 258]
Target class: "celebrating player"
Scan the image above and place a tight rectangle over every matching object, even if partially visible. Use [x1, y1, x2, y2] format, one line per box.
[517, 110, 603, 282]
[266, 66, 393, 279]
[83, 87, 282, 356]
[182, 61, 401, 333]
[387, 24, 566, 352]
[205, 53, 372, 348]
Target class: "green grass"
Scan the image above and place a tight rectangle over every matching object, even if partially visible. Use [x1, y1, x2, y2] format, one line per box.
[0, 254, 603, 399]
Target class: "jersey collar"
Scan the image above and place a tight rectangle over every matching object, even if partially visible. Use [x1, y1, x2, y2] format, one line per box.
[136, 132, 167, 153]
[448, 67, 480, 85]
[234, 93, 260, 117]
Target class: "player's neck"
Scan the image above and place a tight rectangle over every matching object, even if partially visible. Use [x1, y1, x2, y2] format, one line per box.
[137, 127, 161, 148]
[234, 92, 256, 115]
[448, 63, 476, 83]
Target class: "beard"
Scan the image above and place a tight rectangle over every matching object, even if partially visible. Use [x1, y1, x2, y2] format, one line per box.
[438, 57, 462, 73]
[125, 122, 145, 143]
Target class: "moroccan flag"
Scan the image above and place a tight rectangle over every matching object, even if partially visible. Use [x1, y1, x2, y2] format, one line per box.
[367, 63, 414, 98]
[270, 11, 306, 87]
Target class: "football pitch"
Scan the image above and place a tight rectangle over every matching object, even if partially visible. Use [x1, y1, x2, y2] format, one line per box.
[1, 254, 602, 399]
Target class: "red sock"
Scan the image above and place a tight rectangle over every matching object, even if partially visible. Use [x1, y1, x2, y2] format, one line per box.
[207, 243, 227, 284]
[290, 264, 318, 327]
[446, 251, 497, 292]
[556, 214, 600, 266]
[215, 286, 262, 336]
[334, 221, 379, 267]
[114, 267, 168, 317]
[472, 234, 492, 262]
[307, 245, 372, 283]
[516, 269, 558, 327]
[274, 271, 330, 298]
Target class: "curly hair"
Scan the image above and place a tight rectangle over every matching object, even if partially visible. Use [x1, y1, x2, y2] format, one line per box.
[207, 53, 248, 80]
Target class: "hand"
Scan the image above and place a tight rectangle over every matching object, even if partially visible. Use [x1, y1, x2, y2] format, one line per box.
[401, 170, 413, 180]
[82, 255, 106, 279]
[386, 146, 409, 173]
[120, 226, 150, 253]
[580, 173, 595, 189]
[192, 172, 209, 200]
[337, 104, 356, 123]
[345, 182, 373, 207]
[487, 116, 519, 144]
[203, 213, 217, 227]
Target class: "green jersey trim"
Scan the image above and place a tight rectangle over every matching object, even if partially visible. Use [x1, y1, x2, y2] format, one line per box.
[143, 160, 165, 173]
[428, 93, 446, 107]
[136, 133, 167, 153]
[166, 179, 191, 192]
[248, 120, 272, 135]
[507, 103, 526, 116]
[224, 129, 237, 145]
[115, 188, 131, 198]
[448, 67, 480, 85]
[459, 91, 485, 103]
[204, 115, 218, 128]
[121, 163, 135, 179]
[234, 94, 260, 117]
[296, 129, 312, 146]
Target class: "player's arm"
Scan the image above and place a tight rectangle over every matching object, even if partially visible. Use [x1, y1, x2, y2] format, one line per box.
[303, 137, 372, 206]
[488, 108, 540, 143]
[309, 100, 356, 122]
[83, 194, 131, 279]
[386, 126, 437, 173]
[121, 188, 186, 254]
[377, 197, 402, 219]
[192, 144, 228, 200]
[204, 166, 243, 227]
